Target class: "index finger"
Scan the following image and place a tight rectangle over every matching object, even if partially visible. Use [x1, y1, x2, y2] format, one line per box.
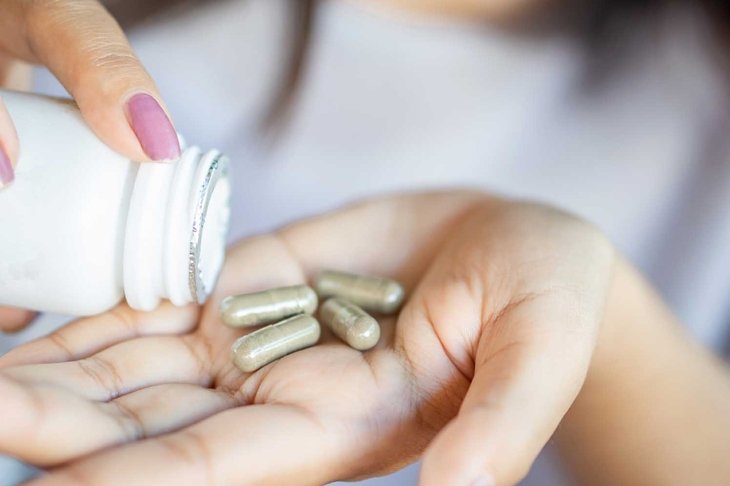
[0, 0, 180, 162]
[30, 403, 350, 486]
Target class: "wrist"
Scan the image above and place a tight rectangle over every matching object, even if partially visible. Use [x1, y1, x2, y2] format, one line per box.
[582, 258, 662, 392]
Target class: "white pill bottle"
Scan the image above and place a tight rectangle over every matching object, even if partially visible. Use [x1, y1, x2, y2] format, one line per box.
[0, 90, 232, 315]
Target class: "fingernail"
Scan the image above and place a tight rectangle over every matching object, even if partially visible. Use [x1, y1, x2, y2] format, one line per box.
[125, 93, 181, 161]
[0, 145, 14, 188]
[470, 475, 496, 486]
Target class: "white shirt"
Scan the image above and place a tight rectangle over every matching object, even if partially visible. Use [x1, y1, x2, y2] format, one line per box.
[3, 0, 729, 484]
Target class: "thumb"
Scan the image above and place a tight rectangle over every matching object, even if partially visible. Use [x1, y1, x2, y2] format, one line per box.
[419, 292, 600, 486]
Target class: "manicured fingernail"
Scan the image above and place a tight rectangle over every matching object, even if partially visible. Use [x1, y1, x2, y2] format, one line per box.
[126, 93, 181, 161]
[0, 145, 14, 188]
[470, 475, 496, 486]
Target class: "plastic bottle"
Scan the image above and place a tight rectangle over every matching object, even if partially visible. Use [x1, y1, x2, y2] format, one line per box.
[0, 90, 231, 316]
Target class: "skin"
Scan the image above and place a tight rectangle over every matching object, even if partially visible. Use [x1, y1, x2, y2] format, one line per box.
[557, 262, 730, 486]
[1, 191, 729, 485]
[0, 0, 176, 183]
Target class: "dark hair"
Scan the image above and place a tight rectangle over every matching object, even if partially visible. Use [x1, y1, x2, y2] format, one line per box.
[578, 0, 729, 46]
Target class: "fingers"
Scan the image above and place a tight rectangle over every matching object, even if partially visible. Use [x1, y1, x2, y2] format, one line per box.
[416, 277, 602, 486]
[0, 306, 35, 333]
[0, 373, 135, 465]
[0, 95, 18, 186]
[0, 302, 198, 368]
[32, 404, 351, 486]
[0, 0, 180, 162]
[107, 384, 237, 439]
[3, 335, 211, 401]
[416, 252, 614, 482]
[420, 334, 592, 486]
[277, 191, 485, 285]
[396, 204, 616, 485]
[0, 375, 233, 466]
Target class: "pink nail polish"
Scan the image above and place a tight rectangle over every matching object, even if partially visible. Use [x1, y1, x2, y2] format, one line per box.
[0, 145, 14, 187]
[125, 93, 181, 161]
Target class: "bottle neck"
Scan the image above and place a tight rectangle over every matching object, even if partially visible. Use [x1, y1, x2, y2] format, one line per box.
[123, 146, 231, 311]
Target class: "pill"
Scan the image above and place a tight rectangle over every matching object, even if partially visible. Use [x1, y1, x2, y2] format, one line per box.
[320, 298, 381, 351]
[314, 270, 405, 314]
[219, 284, 318, 328]
[231, 314, 321, 372]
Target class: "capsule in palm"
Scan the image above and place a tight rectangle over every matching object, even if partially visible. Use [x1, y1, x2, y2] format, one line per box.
[219, 284, 318, 328]
[320, 298, 381, 351]
[231, 314, 321, 372]
[314, 270, 405, 314]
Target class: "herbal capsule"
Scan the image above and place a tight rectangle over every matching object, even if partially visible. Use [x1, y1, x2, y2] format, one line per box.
[314, 270, 405, 314]
[219, 285, 318, 328]
[231, 314, 321, 372]
[320, 298, 381, 351]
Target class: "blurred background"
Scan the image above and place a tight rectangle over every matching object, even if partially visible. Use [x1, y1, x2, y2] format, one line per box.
[2, 0, 730, 484]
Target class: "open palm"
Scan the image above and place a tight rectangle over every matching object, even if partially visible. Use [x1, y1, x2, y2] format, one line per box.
[0, 191, 614, 486]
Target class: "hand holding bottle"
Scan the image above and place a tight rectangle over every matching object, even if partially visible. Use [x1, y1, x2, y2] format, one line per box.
[0, 0, 180, 190]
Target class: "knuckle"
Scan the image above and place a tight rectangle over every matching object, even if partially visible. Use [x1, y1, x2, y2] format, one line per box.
[110, 399, 146, 441]
[81, 44, 148, 95]
[79, 354, 124, 399]
[107, 305, 142, 336]
[48, 331, 75, 359]
[180, 335, 214, 379]
[89, 49, 139, 71]
[158, 431, 216, 485]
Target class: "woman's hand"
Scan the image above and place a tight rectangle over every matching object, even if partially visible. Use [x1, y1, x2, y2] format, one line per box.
[0, 0, 180, 332]
[0, 191, 615, 485]
[0, 0, 180, 189]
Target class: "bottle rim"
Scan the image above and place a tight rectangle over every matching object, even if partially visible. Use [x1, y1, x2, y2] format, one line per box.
[188, 152, 230, 305]
[123, 146, 231, 311]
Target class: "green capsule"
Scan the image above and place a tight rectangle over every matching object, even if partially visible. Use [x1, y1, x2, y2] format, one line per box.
[219, 285, 318, 328]
[231, 314, 321, 372]
[314, 270, 405, 314]
[320, 298, 381, 351]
